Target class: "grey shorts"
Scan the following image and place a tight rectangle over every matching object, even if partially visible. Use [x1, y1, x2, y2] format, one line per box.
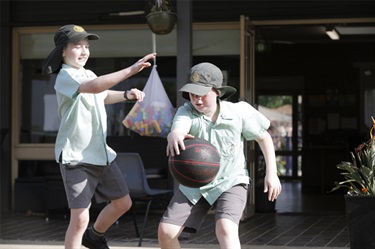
[160, 184, 249, 233]
[59, 160, 129, 209]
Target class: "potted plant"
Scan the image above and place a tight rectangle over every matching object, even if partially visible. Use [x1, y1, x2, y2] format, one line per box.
[330, 117, 375, 249]
[146, 0, 177, 35]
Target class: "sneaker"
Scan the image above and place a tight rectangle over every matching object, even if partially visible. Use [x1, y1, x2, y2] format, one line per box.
[82, 228, 109, 249]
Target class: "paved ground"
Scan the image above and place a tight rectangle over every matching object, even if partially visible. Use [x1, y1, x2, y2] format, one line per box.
[0, 240, 347, 249]
[1, 182, 349, 248]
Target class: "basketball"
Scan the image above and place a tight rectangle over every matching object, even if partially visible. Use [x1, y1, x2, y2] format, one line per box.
[168, 138, 220, 188]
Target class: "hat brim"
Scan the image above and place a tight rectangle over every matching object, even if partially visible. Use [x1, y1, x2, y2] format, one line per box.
[217, 86, 237, 100]
[69, 33, 99, 43]
[180, 83, 237, 100]
[179, 83, 212, 100]
[42, 45, 64, 75]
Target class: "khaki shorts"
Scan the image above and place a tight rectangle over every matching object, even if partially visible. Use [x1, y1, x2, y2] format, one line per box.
[59, 160, 129, 209]
[160, 184, 249, 233]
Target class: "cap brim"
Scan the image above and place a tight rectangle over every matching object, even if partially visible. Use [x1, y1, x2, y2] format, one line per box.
[42, 45, 64, 75]
[87, 33, 100, 40]
[180, 84, 237, 100]
[179, 83, 212, 100]
[69, 33, 99, 43]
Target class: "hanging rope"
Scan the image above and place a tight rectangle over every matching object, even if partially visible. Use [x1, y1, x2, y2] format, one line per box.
[152, 32, 157, 65]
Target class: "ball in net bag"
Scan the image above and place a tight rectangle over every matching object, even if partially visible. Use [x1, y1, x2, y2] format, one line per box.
[168, 138, 220, 188]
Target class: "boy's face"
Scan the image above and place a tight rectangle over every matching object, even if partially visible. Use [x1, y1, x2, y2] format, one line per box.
[62, 38, 90, 69]
[189, 88, 218, 116]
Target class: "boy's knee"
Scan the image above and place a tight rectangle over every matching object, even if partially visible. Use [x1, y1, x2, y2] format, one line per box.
[158, 223, 165, 235]
[215, 225, 229, 238]
[215, 219, 237, 238]
[112, 195, 132, 213]
[158, 223, 171, 240]
[70, 208, 90, 230]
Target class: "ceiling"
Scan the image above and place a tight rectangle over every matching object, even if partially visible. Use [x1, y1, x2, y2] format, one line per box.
[8, 0, 375, 45]
[254, 23, 375, 45]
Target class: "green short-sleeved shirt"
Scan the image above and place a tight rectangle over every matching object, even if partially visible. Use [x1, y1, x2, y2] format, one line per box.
[54, 64, 116, 165]
[172, 100, 270, 205]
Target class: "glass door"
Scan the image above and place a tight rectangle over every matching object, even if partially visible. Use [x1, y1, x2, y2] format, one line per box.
[256, 94, 303, 179]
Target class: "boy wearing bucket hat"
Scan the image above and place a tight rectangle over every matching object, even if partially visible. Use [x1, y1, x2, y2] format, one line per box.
[43, 24, 156, 249]
[158, 62, 282, 248]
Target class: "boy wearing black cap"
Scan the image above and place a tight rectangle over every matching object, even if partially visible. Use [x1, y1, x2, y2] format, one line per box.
[158, 63, 282, 248]
[43, 24, 156, 249]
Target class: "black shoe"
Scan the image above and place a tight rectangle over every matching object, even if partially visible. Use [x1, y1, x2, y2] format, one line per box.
[82, 228, 109, 249]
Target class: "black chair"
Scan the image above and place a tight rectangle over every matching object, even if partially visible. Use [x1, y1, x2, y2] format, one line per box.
[115, 152, 172, 247]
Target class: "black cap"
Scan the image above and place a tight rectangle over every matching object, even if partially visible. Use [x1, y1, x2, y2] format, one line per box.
[42, 24, 99, 75]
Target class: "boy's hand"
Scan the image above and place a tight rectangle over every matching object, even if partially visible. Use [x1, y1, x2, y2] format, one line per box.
[166, 130, 194, 157]
[264, 174, 282, 202]
[126, 88, 145, 102]
[132, 53, 156, 73]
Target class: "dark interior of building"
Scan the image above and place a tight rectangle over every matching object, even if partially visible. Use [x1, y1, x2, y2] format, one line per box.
[1, 0, 375, 217]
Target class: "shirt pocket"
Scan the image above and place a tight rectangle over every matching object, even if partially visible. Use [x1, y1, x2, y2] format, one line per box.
[220, 137, 240, 157]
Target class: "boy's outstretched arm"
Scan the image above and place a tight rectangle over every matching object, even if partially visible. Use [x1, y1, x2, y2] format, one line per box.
[78, 53, 156, 94]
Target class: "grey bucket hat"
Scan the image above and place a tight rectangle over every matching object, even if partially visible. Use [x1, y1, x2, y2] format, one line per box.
[42, 24, 99, 75]
[180, 62, 237, 100]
